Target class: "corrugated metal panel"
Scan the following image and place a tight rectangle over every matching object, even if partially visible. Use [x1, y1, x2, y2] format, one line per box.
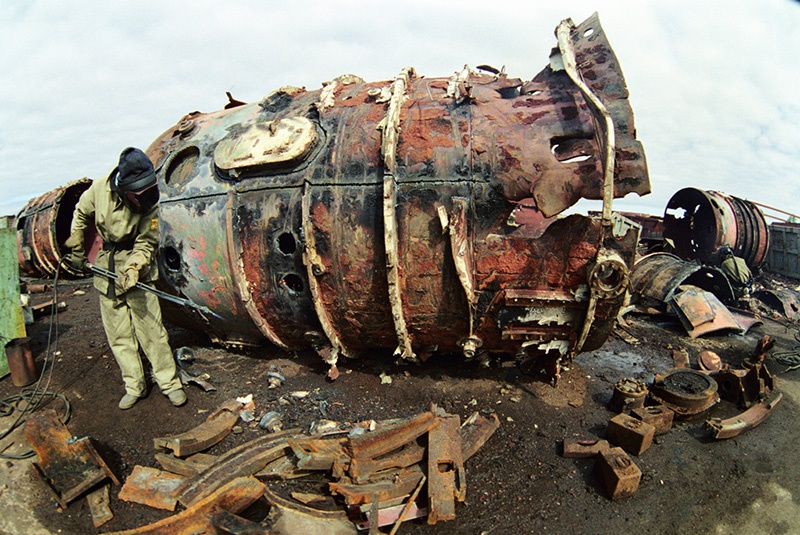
[766, 223, 800, 279]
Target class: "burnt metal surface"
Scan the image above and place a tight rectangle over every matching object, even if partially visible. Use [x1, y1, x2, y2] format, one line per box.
[16, 178, 100, 278]
[139, 13, 648, 377]
[650, 369, 720, 420]
[631, 252, 735, 306]
[663, 188, 769, 269]
[24, 409, 120, 507]
[87, 484, 114, 528]
[153, 398, 243, 457]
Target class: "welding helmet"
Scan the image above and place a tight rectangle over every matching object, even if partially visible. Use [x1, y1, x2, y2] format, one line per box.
[111, 147, 160, 213]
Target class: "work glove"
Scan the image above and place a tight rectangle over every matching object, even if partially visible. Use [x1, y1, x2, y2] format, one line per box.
[117, 265, 140, 294]
[66, 251, 88, 272]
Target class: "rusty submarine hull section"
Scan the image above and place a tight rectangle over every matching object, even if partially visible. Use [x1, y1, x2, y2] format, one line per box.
[12, 14, 649, 383]
[142, 13, 649, 381]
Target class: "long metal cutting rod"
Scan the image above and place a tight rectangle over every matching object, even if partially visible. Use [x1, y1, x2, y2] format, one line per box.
[87, 263, 222, 319]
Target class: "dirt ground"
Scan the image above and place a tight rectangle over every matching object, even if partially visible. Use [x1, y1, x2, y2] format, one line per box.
[1, 276, 799, 535]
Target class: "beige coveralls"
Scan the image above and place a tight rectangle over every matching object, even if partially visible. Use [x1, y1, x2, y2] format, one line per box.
[70, 177, 182, 398]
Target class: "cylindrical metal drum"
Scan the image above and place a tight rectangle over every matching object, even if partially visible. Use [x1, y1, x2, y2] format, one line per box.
[5, 337, 38, 387]
[16, 178, 100, 278]
[663, 188, 769, 269]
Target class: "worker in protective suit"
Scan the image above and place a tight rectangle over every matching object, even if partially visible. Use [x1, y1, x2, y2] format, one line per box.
[713, 245, 753, 301]
[66, 147, 186, 410]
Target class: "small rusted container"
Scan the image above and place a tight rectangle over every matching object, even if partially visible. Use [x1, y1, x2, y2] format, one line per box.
[609, 378, 648, 413]
[5, 337, 38, 387]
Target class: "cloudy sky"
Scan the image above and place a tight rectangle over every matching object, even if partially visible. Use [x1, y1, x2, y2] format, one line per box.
[1, 0, 798, 220]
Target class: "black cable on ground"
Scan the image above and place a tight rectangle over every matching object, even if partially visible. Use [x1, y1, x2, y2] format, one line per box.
[0, 259, 71, 459]
[772, 324, 800, 372]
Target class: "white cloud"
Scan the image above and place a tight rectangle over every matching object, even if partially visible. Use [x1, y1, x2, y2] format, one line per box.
[1, 0, 798, 220]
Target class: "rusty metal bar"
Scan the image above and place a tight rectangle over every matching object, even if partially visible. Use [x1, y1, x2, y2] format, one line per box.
[153, 398, 243, 457]
[556, 18, 616, 227]
[177, 429, 300, 508]
[380, 69, 416, 360]
[426, 411, 466, 524]
[705, 393, 782, 439]
[301, 181, 350, 371]
[347, 411, 437, 460]
[106, 476, 265, 535]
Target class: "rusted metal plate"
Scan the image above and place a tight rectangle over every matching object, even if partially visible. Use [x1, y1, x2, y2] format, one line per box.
[288, 435, 349, 471]
[705, 393, 783, 439]
[263, 485, 356, 535]
[209, 509, 276, 535]
[119, 465, 186, 511]
[154, 452, 216, 477]
[460, 413, 500, 462]
[427, 411, 466, 524]
[153, 398, 243, 457]
[87, 484, 113, 528]
[106, 476, 265, 535]
[348, 442, 425, 484]
[24, 409, 119, 507]
[663, 188, 769, 269]
[670, 287, 749, 338]
[177, 429, 300, 508]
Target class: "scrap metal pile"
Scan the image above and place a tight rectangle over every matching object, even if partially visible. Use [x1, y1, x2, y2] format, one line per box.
[562, 335, 782, 500]
[26, 398, 499, 533]
[15, 13, 650, 385]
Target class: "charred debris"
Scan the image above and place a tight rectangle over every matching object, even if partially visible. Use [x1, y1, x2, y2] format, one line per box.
[7, 10, 800, 532]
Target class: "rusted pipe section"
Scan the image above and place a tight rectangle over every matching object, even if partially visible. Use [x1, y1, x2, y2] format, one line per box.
[16, 178, 100, 278]
[630, 252, 735, 306]
[663, 187, 769, 269]
[141, 13, 648, 377]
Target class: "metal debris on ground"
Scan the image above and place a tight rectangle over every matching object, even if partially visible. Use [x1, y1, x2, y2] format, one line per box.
[606, 413, 655, 456]
[670, 286, 761, 338]
[649, 369, 720, 420]
[595, 446, 641, 500]
[705, 393, 783, 440]
[24, 408, 120, 508]
[116, 404, 498, 533]
[153, 398, 244, 457]
[608, 378, 647, 413]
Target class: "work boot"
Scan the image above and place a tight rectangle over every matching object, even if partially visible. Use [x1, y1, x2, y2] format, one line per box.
[168, 389, 187, 407]
[118, 393, 139, 410]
